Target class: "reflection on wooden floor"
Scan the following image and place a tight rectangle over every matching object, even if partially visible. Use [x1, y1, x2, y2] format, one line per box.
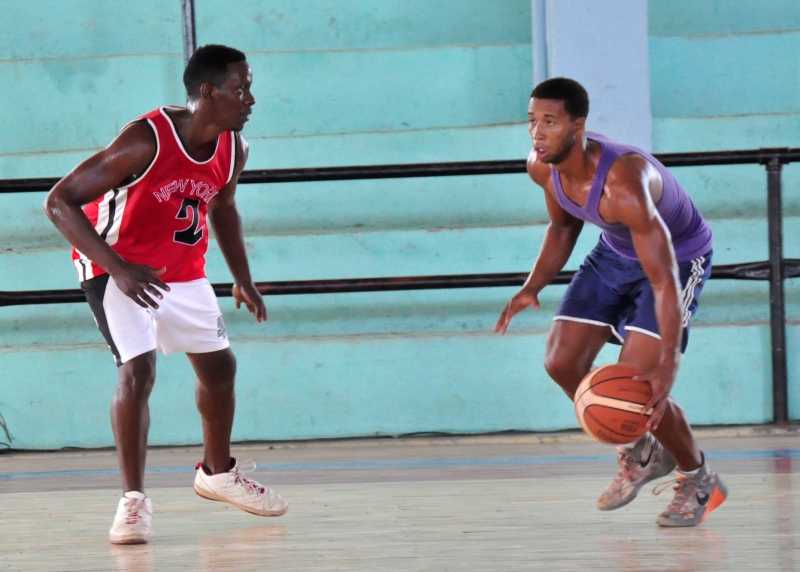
[1, 430, 799, 571]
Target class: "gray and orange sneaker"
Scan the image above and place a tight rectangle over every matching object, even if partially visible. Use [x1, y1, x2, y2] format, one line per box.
[655, 458, 727, 527]
[597, 433, 676, 511]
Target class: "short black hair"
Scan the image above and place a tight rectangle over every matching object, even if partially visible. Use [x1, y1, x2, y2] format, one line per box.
[530, 77, 589, 119]
[183, 44, 247, 97]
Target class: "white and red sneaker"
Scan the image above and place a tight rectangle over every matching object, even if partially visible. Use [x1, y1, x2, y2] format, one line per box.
[109, 491, 152, 545]
[194, 458, 288, 517]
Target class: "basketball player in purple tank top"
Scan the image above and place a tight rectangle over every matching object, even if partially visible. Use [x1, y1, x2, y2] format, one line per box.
[495, 78, 727, 527]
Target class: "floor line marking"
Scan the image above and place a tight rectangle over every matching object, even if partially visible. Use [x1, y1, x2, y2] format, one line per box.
[0, 447, 797, 481]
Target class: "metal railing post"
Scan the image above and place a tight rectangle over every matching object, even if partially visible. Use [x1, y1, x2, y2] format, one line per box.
[764, 153, 789, 423]
[181, 0, 196, 67]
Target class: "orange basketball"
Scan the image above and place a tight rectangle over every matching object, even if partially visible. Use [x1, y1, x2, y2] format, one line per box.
[574, 363, 652, 445]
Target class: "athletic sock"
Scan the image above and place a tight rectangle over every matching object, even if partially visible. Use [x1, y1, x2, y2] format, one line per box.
[677, 452, 706, 476]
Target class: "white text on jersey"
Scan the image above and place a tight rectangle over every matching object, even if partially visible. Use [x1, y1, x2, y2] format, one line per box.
[153, 179, 219, 204]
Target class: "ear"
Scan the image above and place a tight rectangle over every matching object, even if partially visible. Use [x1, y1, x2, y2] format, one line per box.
[199, 82, 216, 101]
[572, 116, 586, 133]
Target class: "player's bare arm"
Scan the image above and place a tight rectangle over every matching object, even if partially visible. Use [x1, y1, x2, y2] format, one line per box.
[604, 154, 683, 428]
[527, 152, 585, 290]
[43, 121, 170, 308]
[207, 132, 267, 322]
[494, 152, 584, 334]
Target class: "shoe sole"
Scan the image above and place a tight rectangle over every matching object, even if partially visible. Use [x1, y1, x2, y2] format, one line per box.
[109, 535, 149, 545]
[597, 457, 678, 512]
[656, 479, 728, 528]
[194, 483, 288, 517]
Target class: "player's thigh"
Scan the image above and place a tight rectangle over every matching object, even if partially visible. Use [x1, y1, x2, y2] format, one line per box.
[545, 319, 612, 384]
[153, 279, 230, 356]
[187, 347, 236, 389]
[88, 274, 158, 365]
[624, 251, 712, 354]
[551, 241, 632, 379]
[116, 350, 158, 398]
[618, 329, 662, 371]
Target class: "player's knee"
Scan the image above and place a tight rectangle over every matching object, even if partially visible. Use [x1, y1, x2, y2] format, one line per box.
[197, 350, 236, 393]
[544, 352, 571, 381]
[664, 396, 684, 417]
[115, 363, 156, 402]
[216, 351, 236, 383]
[544, 352, 587, 394]
[215, 362, 236, 392]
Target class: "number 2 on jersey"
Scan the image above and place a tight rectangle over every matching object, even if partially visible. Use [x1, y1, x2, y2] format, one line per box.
[174, 197, 204, 245]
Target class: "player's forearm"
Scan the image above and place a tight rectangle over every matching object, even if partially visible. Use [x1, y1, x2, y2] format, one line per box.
[652, 282, 683, 361]
[647, 238, 683, 362]
[524, 222, 581, 292]
[43, 194, 126, 273]
[209, 203, 255, 285]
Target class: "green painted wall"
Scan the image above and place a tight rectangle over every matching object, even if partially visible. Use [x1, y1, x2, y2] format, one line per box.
[0, 1, 797, 449]
[648, 0, 800, 421]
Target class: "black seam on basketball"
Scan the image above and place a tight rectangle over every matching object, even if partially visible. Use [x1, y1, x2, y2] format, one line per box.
[590, 378, 651, 402]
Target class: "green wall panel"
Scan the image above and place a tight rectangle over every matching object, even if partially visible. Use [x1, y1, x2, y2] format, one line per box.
[0, 278, 792, 351]
[0, 0, 182, 59]
[11, 162, 800, 253]
[649, 0, 800, 37]
[0, 1, 797, 450]
[0, 56, 184, 157]
[650, 33, 800, 118]
[242, 45, 531, 138]
[785, 324, 800, 420]
[197, 0, 531, 51]
[232, 174, 542, 235]
[244, 123, 531, 169]
[0, 323, 774, 450]
[3, 217, 794, 294]
[653, 114, 800, 153]
[0, 123, 532, 179]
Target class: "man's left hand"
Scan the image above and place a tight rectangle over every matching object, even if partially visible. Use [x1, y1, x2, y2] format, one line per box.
[232, 282, 267, 323]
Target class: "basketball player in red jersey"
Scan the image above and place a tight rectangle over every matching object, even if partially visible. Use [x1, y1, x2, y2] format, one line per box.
[495, 78, 726, 527]
[44, 45, 286, 545]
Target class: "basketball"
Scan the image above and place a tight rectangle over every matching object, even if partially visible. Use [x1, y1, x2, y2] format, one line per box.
[574, 363, 652, 445]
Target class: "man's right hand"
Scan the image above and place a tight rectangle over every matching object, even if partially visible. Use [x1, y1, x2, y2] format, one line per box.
[109, 262, 170, 309]
[494, 287, 541, 335]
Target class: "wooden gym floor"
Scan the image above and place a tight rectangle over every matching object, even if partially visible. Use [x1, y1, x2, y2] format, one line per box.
[1, 427, 799, 571]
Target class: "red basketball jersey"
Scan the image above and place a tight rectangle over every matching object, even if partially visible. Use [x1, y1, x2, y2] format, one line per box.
[73, 107, 236, 283]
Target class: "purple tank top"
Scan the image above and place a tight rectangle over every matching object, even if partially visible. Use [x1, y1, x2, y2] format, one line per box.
[551, 133, 712, 262]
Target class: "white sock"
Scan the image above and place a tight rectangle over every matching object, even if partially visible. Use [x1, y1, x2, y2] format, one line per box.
[678, 453, 706, 476]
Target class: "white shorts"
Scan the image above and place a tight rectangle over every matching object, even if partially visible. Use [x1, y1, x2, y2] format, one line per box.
[82, 275, 229, 365]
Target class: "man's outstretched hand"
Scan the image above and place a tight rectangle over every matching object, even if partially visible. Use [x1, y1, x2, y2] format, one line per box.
[494, 287, 540, 335]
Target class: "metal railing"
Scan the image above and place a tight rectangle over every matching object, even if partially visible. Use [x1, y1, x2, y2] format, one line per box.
[1, 147, 797, 422]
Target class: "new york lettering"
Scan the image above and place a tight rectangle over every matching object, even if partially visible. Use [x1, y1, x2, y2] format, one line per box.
[153, 179, 219, 203]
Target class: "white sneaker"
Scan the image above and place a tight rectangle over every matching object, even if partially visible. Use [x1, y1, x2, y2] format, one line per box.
[109, 491, 152, 545]
[194, 458, 288, 517]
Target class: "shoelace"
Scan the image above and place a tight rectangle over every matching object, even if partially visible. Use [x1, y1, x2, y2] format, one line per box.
[123, 497, 145, 525]
[608, 450, 638, 489]
[653, 474, 694, 512]
[231, 459, 266, 495]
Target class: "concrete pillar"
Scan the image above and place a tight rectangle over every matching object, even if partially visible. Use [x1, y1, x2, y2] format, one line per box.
[532, 0, 652, 150]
